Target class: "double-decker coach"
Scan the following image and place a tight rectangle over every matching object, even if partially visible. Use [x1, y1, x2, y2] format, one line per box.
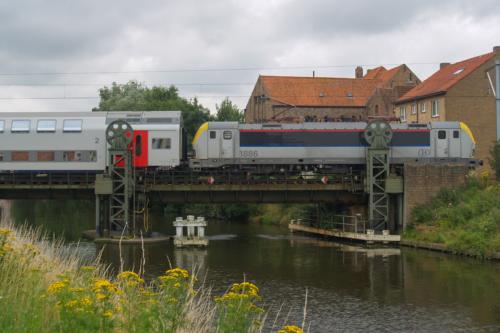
[0, 111, 184, 172]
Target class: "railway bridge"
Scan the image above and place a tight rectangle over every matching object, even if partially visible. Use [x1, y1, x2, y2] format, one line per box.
[0, 119, 471, 239]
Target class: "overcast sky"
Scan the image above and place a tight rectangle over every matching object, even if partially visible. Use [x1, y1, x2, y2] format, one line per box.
[0, 0, 499, 113]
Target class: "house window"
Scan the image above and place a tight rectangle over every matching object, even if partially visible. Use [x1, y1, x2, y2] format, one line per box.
[420, 102, 426, 113]
[400, 106, 406, 122]
[432, 100, 439, 117]
[0, 120, 4, 133]
[63, 119, 83, 132]
[37, 120, 57, 133]
[152, 138, 171, 149]
[411, 104, 417, 115]
[11, 120, 31, 133]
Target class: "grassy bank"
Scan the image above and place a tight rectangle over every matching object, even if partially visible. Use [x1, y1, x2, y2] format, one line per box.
[404, 176, 500, 258]
[0, 222, 304, 333]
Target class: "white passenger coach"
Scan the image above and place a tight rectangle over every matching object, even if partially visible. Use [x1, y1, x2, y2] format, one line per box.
[0, 111, 183, 172]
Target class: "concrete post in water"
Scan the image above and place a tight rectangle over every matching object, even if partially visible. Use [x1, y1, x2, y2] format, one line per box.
[175, 217, 183, 238]
[173, 216, 208, 247]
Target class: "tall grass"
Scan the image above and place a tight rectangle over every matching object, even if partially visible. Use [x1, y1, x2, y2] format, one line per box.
[405, 176, 500, 258]
[0, 220, 304, 333]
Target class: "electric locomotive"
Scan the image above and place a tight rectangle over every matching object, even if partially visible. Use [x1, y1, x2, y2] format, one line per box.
[190, 121, 476, 170]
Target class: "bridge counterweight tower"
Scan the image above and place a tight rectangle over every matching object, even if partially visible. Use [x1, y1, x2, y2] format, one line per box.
[364, 121, 392, 231]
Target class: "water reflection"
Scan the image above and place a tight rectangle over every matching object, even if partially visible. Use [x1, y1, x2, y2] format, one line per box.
[94, 223, 500, 332]
[12, 206, 500, 332]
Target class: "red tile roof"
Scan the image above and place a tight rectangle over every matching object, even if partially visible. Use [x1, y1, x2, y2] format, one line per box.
[260, 76, 382, 107]
[364, 66, 386, 79]
[398, 52, 494, 103]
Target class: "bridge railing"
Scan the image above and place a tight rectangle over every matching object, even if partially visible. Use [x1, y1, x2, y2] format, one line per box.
[292, 214, 367, 234]
[144, 170, 364, 188]
[0, 172, 96, 186]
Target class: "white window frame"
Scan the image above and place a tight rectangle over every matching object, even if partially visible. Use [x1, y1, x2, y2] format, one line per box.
[37, 119, 57, 133]
[400, 106, 407, 122]
[432, 100, 439, 117]
[411, 104, 417, 115]
[63, 119, 83, 132]
[420, 102, 426, 113]
[0, 120, 4, 133]
[11, 120, 31, 133]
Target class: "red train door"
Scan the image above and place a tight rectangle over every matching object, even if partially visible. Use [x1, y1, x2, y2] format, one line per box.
[133, 130, 149, 167]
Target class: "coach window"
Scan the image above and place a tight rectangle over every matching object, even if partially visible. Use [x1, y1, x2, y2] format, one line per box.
[438, 130, 446, 139]
[210, 131, 216, 139]
[152, 138, 171, 149]
[37, 151, 55, 161]
[453, 130, 460, 139]
[11, 120, 30, 133]
[37, 120, 57, 133]
[223, 131, 232, 140]
[0, 120, 4, 133]
[63, 119, 83, 132]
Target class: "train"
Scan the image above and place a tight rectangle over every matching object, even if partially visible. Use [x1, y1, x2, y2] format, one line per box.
[0, 111, 184, 171]
[189, 121, 476, 170]
[0, 111, 476, 173]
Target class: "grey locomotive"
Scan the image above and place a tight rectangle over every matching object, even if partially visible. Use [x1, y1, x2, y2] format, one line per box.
[190, 121, 476, 170]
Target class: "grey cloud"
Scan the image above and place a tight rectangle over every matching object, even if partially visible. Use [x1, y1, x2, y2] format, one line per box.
[0, 0, 499, 112]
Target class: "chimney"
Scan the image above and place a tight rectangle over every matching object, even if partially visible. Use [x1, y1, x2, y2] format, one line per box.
[355, 66, 363, 78]
[440, 62, 450, 70]
[494, 46, 500, 57]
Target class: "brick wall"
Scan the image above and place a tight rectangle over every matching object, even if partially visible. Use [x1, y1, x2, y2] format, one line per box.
[446, 60, 496, 169]
[403, 162, 469, 229]
[396, 96, 446, 123]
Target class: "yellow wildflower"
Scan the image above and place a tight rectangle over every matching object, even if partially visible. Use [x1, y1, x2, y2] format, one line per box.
[117, 271, 144, 287]
[80, 297, 92, 307]
[103, 310, 113, 318]
[278, 325, 303, 333]
[230, 282, 259, 297]
[165, 268, 189, 279]
[96, 293, 107, 301]
[92, 279, 118, 294]
[0, 228, 11, 236]
[65, 300, 78, 308]
[47, 279, 69, 294]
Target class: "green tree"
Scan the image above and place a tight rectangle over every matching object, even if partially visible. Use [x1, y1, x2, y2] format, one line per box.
[215, 98, 244, 122]
[93, 81, 213, 144]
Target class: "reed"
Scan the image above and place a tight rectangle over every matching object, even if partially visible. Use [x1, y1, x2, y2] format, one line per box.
[0, 220, 303, 332]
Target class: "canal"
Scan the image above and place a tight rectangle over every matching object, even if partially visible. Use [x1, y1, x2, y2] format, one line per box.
[12, 202, 500, 332]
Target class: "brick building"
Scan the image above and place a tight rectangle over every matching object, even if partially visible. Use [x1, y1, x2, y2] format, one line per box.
[395, 46, 500, 166]
[244, 65, 420, 123]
